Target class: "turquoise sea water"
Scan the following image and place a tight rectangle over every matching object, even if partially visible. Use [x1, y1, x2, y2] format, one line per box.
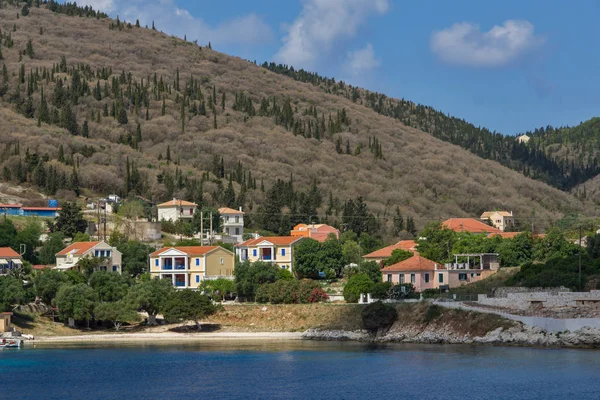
[1, 341, 599, 400]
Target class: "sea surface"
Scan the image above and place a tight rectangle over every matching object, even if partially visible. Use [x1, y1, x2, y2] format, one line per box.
[1, 340, 599, 400]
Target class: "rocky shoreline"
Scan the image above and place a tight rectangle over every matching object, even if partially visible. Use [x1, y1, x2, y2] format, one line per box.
[302, 324, 600, 348]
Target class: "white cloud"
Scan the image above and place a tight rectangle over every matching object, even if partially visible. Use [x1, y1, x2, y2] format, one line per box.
[275, 0, 390, 68]
[79, 0, 274, 46]
[346, 43, 380, 75]
[430, 20, 544, 67]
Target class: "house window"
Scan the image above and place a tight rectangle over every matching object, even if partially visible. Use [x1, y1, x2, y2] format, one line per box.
[281, 248, 286, 256]
[459, 273, 467, 281]
[106, 250, 111, 257]
[155, 259, 159, 267]
[410, 274, 415, 284]
[235, 216, 239, 223]
[424, 273, 430, 283]
[438, 273, 444, 283]
[282, 265, 288, 270]
[387, 274, 392, 283]
[235, 228, 240, 235]
[94, 250, 99, 257]
[220, 257, 224, 265]
[399, 274, 404, 284]
[253, 249, 257, 257]
[196, 275, 200, 283]
[196, 258, 200, 266]
[112, 265, 118, 272]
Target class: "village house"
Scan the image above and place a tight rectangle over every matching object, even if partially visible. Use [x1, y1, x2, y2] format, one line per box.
[480, 211, 515, 232]
[290, 223, 340, 243]
[516, 134, 530, 144]
[381, 252, 499, 291]
[54, 241, 122, 273]
[149, 246, 234, 289]
[0, 203, 61, 218]
[442, 218, 502, 234]
[235, 236, 304, 274]
[362, 240, 417, 265]
[157, 198, 197, 222]
[218, 207, 245, 243]
[0, 248, 23, 275]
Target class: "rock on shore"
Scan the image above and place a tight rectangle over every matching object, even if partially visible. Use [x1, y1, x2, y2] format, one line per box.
[302, 325, 600, 348]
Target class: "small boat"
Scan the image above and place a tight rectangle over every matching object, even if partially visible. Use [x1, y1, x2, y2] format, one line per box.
[0, 338, 22, 349]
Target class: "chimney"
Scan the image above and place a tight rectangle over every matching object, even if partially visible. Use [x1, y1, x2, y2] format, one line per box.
[239, 206, 242, 212]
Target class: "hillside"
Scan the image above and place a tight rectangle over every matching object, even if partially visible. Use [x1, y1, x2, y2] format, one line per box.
[0, 3, 596, 237]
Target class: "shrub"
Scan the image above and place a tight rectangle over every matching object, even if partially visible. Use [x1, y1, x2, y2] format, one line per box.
[423, 304, 443, 323]
[361, 301, 397, 333]
[343, 273, 375, 303]
[421, 288, 440, 299]
[389, 283, 417, 300]
[371, 282, 392, 299]
[255, 280, 329, 304]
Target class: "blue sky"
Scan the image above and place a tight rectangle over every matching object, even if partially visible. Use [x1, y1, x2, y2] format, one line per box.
[81, 0, 600, 135]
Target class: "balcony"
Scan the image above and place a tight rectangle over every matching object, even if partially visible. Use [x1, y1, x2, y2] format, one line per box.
[174, 280, 186, 287]
[162, 264, 173, 270]
[174, 264, 186, 270]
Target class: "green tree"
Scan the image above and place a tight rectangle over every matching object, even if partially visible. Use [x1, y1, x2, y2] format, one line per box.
[21, 4, 30, 16]
[199, 278, 236, 301]
[234, 260, 281, 299]
[0, 276, 27, 311]
[0, 219, 17, 248]
[55, 284, 98, 323]
[361, 300, 397, 333]
[293, 239, 321, 278]
[88, 271, 130, 302]
[117, 106, 128, 125]
[342, 240, 361, 265]
[343, 273, 375, 303]
[33, 269, 68, 304]
[15, 219, 41, 263]
[120, 240, 151, 277]
[163, 289, 217, 330]
[125, 278, 174, 325]
[319, 235, 344, 277]
[38, 232, 65, 265]
[357, 260, 382, 283]
[76, 257, 105, 278]
[50, 202, 87, 238]
[94, 301, 140, 331]
[383, 249, 413, 267]
[417, 222, 458, 262]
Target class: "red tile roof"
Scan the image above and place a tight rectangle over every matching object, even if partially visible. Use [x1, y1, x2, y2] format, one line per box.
[157, 199, 197, 208]
[21, 207, 61, 211]
[32, 265, 49, 270]
[56, 242, 101, 256]
[381, 255, 444, 272]
[150, 246, 224, 257]
[0, 247, 20, 258]
[0, 204, 21, 208]
[442, 218, 502, 234]
[363, 240, 417, 259]
[237, 236, 303, 247]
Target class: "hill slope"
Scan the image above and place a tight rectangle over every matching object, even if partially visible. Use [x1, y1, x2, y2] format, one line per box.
[0, 4, 595, 236]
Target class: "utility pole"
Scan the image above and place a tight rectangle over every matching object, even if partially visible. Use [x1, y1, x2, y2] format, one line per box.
[209, 213, 213, 245]
[103, 205, 107, 241]
[579, 224, 582, 292]
[200, 211, 204, 246]
[97, 201, 101, 241]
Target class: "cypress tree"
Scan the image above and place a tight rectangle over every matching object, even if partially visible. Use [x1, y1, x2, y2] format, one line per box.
[58, 144, 65, 163]
[213, 111, 217, 129]
[161, 98, 166, 116]
[135, 122, 142, 145]
[166, 145, 171, 164]
[180, 98, 185, 133]
[221, 92, 225, 110]
[82, 120, 89, 138]
[117, 106, 128, 125]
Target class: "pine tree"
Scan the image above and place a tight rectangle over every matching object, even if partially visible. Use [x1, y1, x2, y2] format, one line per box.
[70, 166, 80, 196]
[224, 177, 236, 207]
[208, 41, 212, 49]
[117, 106, 128, 125]
[135, 19, 140, 28]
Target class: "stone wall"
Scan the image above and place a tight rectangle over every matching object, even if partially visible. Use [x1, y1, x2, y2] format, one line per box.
[478, 290, 600, 311]
[492, 286, 570, 298]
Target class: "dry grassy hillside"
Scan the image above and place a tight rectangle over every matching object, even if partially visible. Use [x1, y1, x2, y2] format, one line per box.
[0, 5, 596, 234]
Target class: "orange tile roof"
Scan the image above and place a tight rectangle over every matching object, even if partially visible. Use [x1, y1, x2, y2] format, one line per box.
[0, 247, 20, 258]
[56, 242, 101, 256]
[381, 255, 444, 272]
[218, 207, 244, 215]
[157, 199, 197, 208]
[237, 236, 303, 247]
[21, 207, 61, 211]
[363, 240, 417, 259]
[488, 232, 521, 239]
[442, 218, 502, 234]
[150, 246, 223, 257]
[0, 204, 21, 208]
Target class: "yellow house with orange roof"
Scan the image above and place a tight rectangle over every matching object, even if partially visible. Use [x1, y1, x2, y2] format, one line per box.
[235, 236, 304, 274]
[149, 246, 234, 289]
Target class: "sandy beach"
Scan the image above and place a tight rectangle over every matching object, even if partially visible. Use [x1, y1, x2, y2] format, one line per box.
[29, 331, 305, 343]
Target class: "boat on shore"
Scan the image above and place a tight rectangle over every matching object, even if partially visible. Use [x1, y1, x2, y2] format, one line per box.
[0, 338, 22, 349]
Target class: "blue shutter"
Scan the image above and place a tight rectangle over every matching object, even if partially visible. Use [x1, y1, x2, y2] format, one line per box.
[196, 258, 199, 266]
[282, 249, 286, 256]
[196, 275, 199, 283]
[155, 259, 159, 266]
[253, 249, 257, 257]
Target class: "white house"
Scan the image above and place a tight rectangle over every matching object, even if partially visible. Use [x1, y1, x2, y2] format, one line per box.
[218, 207, 244, 243]
[157, 198, 197, 222]
[54, 241, 122, 273]
[480, 211, 515, 232]
[516, 134, 530, 144]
